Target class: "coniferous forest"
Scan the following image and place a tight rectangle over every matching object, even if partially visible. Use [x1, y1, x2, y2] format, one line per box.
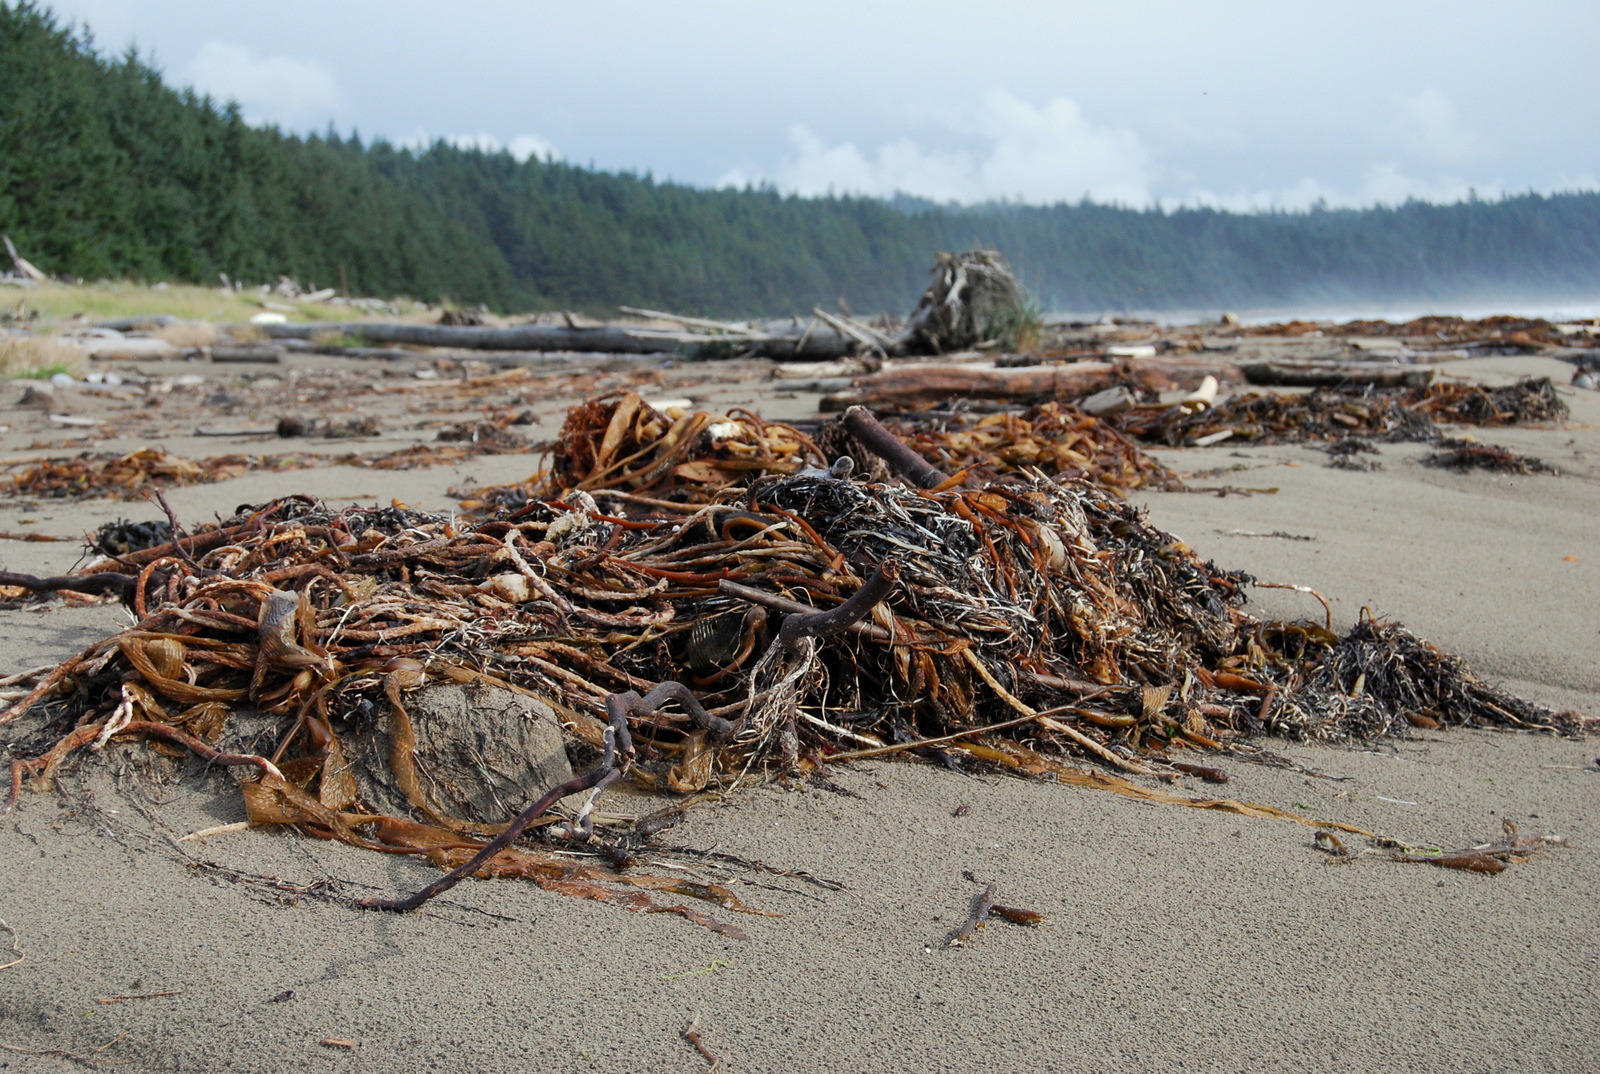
[3, 2, 1598, 316]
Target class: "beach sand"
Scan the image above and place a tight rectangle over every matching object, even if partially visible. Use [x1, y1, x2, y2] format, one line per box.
[0, 355, 1595, 1072]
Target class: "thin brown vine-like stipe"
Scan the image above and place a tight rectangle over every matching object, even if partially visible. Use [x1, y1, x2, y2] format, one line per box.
[611, 680, 737, 741]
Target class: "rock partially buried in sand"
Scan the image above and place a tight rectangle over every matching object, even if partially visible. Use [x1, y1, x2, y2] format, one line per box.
[345, 680, 575, 824]
[16, 380, 56, 408]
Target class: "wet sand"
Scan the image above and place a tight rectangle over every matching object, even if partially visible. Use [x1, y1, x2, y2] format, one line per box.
[0, 355, 1596, 1072]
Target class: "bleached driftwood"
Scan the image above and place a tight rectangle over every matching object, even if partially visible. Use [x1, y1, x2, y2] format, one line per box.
[819, 358, 1242, 411]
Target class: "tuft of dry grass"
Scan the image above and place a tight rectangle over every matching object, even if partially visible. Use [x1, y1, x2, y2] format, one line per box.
[0, 335, 87, 378]
[12, 280, 438, 326]
[153, 321, 218, 348]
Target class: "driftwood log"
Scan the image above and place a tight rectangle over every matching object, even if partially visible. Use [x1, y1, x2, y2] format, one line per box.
[819, 359, 1243, 411]
[1241, 363, 1438, 389]
[2, 235, 47, 283]
[262, 320, 879, 361]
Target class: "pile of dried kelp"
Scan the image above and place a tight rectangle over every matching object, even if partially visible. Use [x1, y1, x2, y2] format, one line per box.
[1412, 377, 1568, 425]
[434, 405, 537, 452]
[93, 518, 174, 555]
[456, 392, 826, 514]
[883, 402, 1181, 493]
[0, 440, 527, 502]
[460, 391, 1176, 511]
[1241, 315, 1564, 350]
[1423, 439, 1555, 475]
[0, 448, 226, 499]
[0, 401, 1582, 926]
[1330, 315, 1567, 349]
[1113, 377, 1566, 449]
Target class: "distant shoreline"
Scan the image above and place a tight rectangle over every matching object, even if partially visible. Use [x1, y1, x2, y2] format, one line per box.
[1047, 297, 1600, 327]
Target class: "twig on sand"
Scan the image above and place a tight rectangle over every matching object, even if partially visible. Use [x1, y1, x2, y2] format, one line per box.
[178, 821, 251, 843]
[948, 879, 1044, 946]
[1217, 529, 1314, 541]
[0, 918, 21, 971]
[950, 882, 997, 947]
[680, 1014, 722, 1069]
[0, 1040, 103, 1068]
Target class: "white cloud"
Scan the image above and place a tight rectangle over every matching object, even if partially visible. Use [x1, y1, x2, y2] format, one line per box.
[443, 131, 504, 154]
[182, 41, 345, 128]
[1357, 162, 1496, 206]
[1388, 88, 1491, 166]
[398, 129, 559, 162]
[507, 134, 559, 162]
[1550, 169, 1600, 193]
[1181, 164, 1503, 213]
[724, 92, 1152, 205]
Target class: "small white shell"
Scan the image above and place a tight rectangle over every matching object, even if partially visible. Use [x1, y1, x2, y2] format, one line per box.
[481, 573, 532, 603]
[1034, 524, 1066, 570]
[1182, 375, 1219, 408]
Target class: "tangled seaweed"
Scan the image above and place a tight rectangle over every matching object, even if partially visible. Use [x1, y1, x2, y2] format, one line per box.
[1114, 377, 1566, 448]
[884, 402, 1180, 492]
[457, 393, 825, 515]
[1, 442, 527, 502]
[1423, 438, 1555, 475]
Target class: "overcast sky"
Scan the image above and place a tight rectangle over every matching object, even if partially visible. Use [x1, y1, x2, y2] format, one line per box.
[45, 1, 1600, 210]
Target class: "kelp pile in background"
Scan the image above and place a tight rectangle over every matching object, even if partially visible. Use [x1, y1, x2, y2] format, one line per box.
[1112, 377, 1567, 448]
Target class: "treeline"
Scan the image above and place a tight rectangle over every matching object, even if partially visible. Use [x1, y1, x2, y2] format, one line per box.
[4, 1, 1599, 316]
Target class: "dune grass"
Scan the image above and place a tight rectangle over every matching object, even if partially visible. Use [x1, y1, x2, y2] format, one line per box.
[1, 281, 431, 326]
[0, 334, 88, 378]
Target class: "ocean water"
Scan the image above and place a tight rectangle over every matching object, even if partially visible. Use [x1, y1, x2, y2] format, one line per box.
[1047, 296, 1600, 327]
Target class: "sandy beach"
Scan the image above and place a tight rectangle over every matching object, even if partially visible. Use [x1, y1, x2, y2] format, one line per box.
[0, 351, 1596, 1073]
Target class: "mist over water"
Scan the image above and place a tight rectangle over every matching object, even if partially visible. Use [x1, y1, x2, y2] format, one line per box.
[1050, 294, 1600, 326]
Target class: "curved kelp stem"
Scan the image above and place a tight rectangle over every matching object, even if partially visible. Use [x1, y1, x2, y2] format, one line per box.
[842, 405, 948, 489]
[0, 569, 135, 601]
[610, 680, 737, 742]
[778, 558, 901, 653]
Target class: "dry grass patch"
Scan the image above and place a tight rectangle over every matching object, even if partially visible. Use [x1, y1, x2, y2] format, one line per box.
[0, 334, 87, 378]
[153, 321, 218, 348]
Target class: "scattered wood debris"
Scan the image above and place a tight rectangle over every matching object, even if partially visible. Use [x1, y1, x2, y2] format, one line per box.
[680, 1015, 721, 1070]
[1314, 820, 1561, 874]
